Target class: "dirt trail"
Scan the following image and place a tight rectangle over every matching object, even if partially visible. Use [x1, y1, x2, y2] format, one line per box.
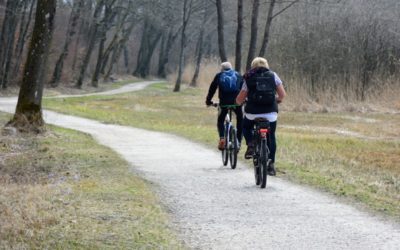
[1, 81, 399, 249]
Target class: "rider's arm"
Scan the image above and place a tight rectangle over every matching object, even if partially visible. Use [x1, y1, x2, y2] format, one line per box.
[206, 74, 219, 105]
[235, 80, 248, 105]
[276, 84, 286, 103]
[236, 90, 247, 105]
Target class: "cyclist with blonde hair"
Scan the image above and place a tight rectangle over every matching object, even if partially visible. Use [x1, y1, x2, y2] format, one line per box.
[236, 57, 286, 175]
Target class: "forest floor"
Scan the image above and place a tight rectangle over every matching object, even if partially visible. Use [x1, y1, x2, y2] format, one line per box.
[1, 80, 399, 248]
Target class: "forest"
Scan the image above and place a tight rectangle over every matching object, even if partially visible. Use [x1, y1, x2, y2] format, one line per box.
[1, 1, 400, 247]
[0, 0, 399, 102]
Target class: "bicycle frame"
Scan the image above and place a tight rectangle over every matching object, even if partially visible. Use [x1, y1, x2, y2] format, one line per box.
[211, 103, 240, 169]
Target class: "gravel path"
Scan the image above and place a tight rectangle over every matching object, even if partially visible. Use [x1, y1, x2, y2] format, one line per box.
[1, 81, 399, 249]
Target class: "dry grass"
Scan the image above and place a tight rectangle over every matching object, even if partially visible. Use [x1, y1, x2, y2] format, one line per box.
[0, 112, 182, 248]
[168, 59, 400, 114]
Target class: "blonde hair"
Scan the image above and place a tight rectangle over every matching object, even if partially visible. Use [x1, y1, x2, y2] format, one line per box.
[251, 57, 269, 69]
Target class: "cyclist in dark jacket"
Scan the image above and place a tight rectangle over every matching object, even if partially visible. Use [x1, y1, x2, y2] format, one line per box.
[206, 62, 244, 150]
[236, 57, 286, 175]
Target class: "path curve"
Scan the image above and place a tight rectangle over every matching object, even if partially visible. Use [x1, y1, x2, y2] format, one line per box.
[1, 81, 399, 249]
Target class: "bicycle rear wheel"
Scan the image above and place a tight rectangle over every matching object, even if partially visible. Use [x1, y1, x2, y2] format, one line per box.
[260, 139, 268, 188]
[229, 127, 238, 169]
[253, 143, 261, 185]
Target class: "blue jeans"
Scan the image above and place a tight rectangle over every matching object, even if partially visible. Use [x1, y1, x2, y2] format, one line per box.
[243, 117, 277, 163]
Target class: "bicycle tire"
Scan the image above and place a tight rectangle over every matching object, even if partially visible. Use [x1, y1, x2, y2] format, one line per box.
[260, 139, 268, 188]
[221, 125, 229, 166]
[253, 142, 261, 185]
[229, 127, 238, 169]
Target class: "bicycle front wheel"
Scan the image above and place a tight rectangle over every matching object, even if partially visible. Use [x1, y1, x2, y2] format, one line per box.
[229, 127, 238, 169]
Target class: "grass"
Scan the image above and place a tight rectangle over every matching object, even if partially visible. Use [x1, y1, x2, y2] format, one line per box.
[0, 112, 183, 249]
[43, 82, 400, 220]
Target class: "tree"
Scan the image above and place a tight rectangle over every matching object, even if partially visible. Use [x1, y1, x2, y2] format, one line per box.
[190, 1, 210, 87]
[259, 0, 299, 57]
[75, 0, 105, 88]
[246, 0, 260, 70]
[0, 0, 24, 89]
[235, 0, 243, 72]
[8, 0, 56, 132]
[215, 0, 227, 62]
[173, 0, 193, 92]
[13, 0, 36, 78]
[132, 16, 162, 78]
[49, 0, 83, 87]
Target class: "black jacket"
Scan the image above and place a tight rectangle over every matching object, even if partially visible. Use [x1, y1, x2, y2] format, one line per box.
[206, 70, 243, 105]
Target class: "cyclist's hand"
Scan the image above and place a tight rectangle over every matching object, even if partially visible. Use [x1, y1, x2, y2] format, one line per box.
[277, 99, 282, 104]
[206, 100, 213, 106]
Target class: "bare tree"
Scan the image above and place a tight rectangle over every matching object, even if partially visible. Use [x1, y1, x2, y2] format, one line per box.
[235, 0, 243, 72]
[50, 0, 83, 87]
[13, 0, 36, 78]
[246, 0, 260, 70]
[173, 0, 193, 92]
[259, 0, 299, 57]
[215, 0, 227, 62]
[190, 1, 210, 87]
[9, 0, 56, 132]
[75, 0, 105, 88]
[0, 0, 24, 89]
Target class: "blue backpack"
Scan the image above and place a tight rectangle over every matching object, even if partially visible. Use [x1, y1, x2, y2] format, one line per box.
[219, 70, 239, 92]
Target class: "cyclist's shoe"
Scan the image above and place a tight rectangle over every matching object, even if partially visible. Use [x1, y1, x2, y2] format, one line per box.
[244, 143, 254, 159]
[218, 138, 225, 151]
[267, 163, 276, 176]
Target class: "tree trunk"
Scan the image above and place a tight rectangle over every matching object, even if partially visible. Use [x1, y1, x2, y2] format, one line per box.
[259, 0, 276, 57]
[215, 0, 227, 62]
[157, 26, 181, 78]
[133, 18, 162, 78]
[174, 0, 191, 92]
[190, 2, 208, 87]
[235, 0, 243, 72]
[91, 1, 117, 87]
[0, 0, 24, 89]
[75, 0, 105, 88]
[246, 0, 260, 70]
[123, 46, 129, 73]
[10, 0, 56, 132]
[13, 0, 36, 78]
[50, 0, 83, 87]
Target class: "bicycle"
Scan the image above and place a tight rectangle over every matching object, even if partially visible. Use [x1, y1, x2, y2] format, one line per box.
[251, 118, 272, 188]
[211, 103, 240, 169]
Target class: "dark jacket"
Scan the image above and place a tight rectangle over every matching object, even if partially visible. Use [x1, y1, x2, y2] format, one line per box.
[244, 67, 278, 114]
[206, 69, 243, 105]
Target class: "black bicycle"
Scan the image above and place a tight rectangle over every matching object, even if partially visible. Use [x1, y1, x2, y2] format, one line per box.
[252, 118, 272, 188]
[212, 103, 240, 169]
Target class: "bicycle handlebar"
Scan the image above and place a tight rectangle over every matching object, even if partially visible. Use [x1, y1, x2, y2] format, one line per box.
[208, 103, 240, 108]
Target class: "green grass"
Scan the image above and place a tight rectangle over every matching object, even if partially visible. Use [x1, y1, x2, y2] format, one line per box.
[43, 82, 400, 219]
[0, 112, 183, 249]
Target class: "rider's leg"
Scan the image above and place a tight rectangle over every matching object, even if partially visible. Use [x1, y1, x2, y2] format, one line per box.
[267, 121, 277, 175]
[268, 121, 277, 163]
[217, 107, 228, 150]
[243, 117, 255, 159]
[234, 106, 243, 144]
[242, 117, 254, 145]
